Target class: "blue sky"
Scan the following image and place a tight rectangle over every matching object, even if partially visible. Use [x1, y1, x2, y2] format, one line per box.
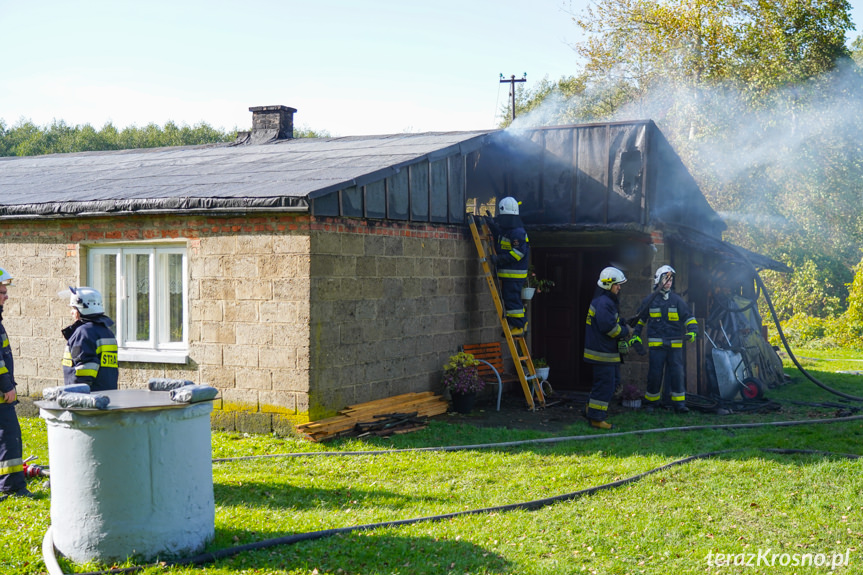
[1, 0, 861, 136]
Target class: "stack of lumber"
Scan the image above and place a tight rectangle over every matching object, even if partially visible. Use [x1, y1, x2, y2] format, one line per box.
[297, 391, 449, 442]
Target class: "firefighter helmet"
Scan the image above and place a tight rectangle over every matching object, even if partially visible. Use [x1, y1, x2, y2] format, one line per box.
[58, 286, 104, 315]
[499, 196, 520, 215]
[654, 265, 676, 287]
[0, 267, 13, 286]
[597, 267, 627, 290]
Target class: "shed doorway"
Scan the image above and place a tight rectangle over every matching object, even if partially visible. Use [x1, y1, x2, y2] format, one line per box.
[529, 247, 618, 393]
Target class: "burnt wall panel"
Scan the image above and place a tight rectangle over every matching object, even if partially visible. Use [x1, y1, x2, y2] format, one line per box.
[447, 156, 465, 223]
[341, 185, 363, 217]
[386, 170, 409, 220]
[365, 180, 386, 219]
[409, 161, 430, 221]
[509, 133, 543, 219]
[574, 126, 609, 224]
[539, 129, 573, 224]
[606, 125, 646, 224]
[429, 159, 448, 223]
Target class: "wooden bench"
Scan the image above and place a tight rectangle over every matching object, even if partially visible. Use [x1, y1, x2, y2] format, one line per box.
[460, 342, 519, 411]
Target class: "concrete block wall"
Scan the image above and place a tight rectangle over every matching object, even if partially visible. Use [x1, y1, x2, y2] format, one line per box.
[0, 213, 314, 434]
[0, 212, 500, 431]
[306, 217, 497, 418]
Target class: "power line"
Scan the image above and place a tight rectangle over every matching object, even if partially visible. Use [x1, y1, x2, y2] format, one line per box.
[499, 73, 527, 122]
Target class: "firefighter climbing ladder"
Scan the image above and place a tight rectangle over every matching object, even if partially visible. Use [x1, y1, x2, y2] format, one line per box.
[469, 216, 546, 410]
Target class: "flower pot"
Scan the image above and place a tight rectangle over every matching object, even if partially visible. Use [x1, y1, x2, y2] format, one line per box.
[622, 399, 642, 409]
[521, 287, 536, 300]
[450, 391, 477, 414]
[535, 367, 550, 381]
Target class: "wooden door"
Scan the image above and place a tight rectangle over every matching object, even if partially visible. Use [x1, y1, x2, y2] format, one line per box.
[530, 247, 618, 392]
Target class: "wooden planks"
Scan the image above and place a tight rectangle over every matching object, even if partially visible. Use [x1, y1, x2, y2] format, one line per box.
[296, 391, 449, 442]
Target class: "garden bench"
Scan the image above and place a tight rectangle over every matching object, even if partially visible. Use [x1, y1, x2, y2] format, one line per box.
[459, 342, 518, 411]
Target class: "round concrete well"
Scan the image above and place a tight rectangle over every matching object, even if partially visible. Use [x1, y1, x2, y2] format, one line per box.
[38, 390, 215, 564]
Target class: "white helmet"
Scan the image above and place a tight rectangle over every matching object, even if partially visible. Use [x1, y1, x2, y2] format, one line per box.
[654, 265, 676, 287]
[597, 267, 627, 290]
[499, 196, 520, 215]
[58, 286, 104, 315]
[0, 267, 13, 286]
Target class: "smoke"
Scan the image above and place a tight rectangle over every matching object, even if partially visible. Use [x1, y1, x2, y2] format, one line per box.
[504, 59, 863, 261]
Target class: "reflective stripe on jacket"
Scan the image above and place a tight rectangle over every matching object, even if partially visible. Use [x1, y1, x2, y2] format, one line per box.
[584, 290, 626, 364]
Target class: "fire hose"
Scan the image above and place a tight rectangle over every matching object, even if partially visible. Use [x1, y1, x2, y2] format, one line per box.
[42, 414, 863, 575]
[724, 243, 863, 403]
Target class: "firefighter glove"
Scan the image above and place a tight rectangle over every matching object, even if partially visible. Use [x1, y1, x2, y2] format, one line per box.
[488, 254, 499, 266]
[629, 334, 647, 356]
[617, 339, 630, 355]
[686, 331, 697, 343]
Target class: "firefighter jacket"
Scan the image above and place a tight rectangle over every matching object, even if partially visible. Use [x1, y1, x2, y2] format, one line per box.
[584, 290, 628, 364]
[487, 215, 529, 279]
[61, 314, 119, 392]
[635, 290, 697, 348]
[0, 309, 15, 395]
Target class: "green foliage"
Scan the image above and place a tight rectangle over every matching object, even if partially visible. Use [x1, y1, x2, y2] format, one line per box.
[0, 119, 236, 156]
[0, 118, 332, 157]
[846, 253, 863, 323]
[441, 352, 485, 394]
[760, 257, 846, 320]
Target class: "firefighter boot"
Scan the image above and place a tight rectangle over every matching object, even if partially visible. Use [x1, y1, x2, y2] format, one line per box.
[589, 419, 614, 430]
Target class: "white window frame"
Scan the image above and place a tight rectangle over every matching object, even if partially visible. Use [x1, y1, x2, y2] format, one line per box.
[87, 244, 189, 364]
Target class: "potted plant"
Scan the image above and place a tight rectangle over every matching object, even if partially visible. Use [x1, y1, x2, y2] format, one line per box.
[441, 352, 486, 414]
[533, 358, 550, 382]
[620, 384, 643, 408]
[523, 266, 555, 300]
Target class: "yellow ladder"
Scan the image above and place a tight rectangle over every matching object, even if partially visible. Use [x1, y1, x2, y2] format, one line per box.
[469, 216, 546, 410]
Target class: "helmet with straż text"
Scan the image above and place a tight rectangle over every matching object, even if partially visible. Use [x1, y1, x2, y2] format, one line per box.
[0, 267, 12, 286]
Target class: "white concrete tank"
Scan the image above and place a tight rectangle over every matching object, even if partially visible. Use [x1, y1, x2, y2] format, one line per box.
[38, 389, 215, 564]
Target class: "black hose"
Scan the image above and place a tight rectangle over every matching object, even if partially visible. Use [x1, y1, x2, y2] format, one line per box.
[67, 447, 861, 575]
[753, 271, 863, 402]
[212, 414, 863, 463]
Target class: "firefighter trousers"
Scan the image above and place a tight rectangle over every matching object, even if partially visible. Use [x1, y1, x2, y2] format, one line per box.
[645, 346, 686, 405]
[587, 363, 619, 422]
[0, 402, 26, 494]
[500, 279, 526, 329]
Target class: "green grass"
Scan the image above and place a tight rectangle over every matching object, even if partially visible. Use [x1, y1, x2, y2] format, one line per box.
[5, 348, 863, 574]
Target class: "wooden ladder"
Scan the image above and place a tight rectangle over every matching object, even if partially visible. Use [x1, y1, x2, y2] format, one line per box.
[468, 216, 545, 410]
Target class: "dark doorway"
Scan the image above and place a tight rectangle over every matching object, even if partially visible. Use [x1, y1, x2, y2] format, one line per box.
[530, 247, 618, 392]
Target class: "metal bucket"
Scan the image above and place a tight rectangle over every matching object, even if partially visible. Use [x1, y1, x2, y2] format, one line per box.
[38, 390, 215, 564]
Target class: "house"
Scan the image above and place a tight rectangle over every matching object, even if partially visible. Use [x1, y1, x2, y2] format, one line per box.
[0, 106, 787, 431]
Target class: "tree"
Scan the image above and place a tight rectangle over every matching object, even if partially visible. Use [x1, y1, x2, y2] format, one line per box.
[522, 0, 862, 322]
[0, 119, 331, 158]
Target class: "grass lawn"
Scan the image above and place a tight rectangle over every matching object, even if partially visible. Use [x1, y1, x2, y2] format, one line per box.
[4, 348, 863, 574]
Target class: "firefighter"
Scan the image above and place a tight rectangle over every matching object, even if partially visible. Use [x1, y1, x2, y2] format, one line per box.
[0, 267, 32, 499]
[59, 287, 119, 392]
[584, 266, 631, 430]
[630, 265, 697, 413]
[485, 196, 530, 335]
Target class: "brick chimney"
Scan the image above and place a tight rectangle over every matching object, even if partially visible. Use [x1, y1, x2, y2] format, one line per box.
[248, 105, 296, 143]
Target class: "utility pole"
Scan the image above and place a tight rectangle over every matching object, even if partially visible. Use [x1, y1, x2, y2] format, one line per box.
[500, 73, 527, 121]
